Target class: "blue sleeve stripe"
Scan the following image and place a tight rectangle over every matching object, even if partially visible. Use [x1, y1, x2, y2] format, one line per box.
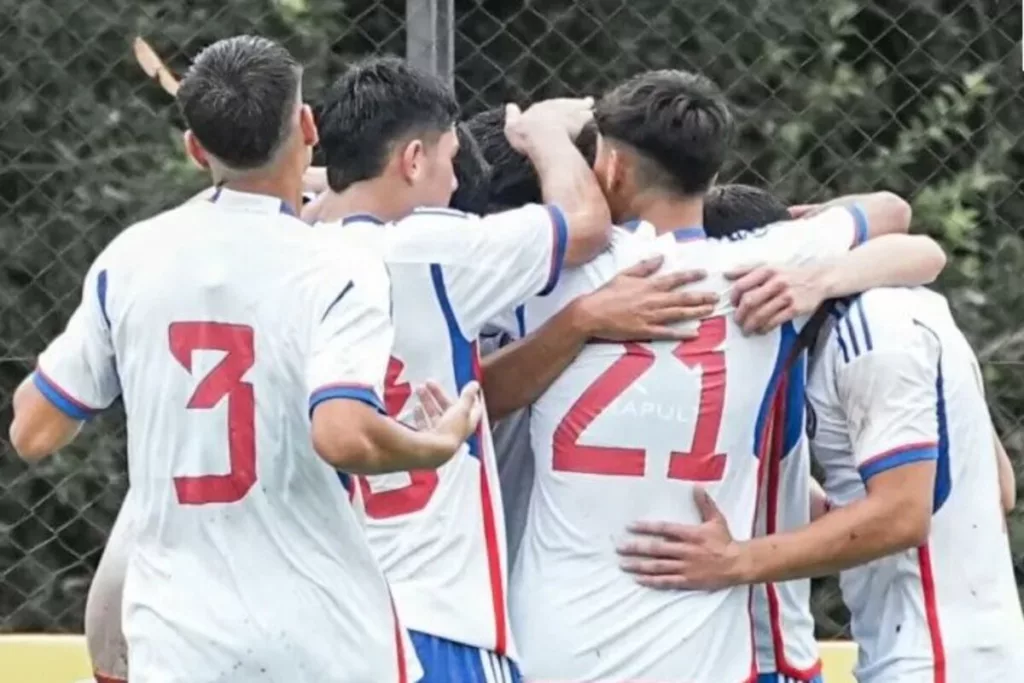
[32, 370, 98, 421]
[515, 305, 526, 339]
[539, 204, 569, 296]
[859, 443, 938, 482]
[848, 203, 869, 247]
[308, 384, 385, 417]
[96, 269, 112, 330]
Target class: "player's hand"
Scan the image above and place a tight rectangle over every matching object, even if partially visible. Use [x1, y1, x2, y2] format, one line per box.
[726, 263, 827, 334]
[418, 380, 484, 456]
[616, 487, 747, 591]
[573, 256, 718, 342]
[504, 97, 594, 152]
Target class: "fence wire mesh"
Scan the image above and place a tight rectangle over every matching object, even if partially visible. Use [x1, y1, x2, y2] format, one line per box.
[1, 0, 1022, 639]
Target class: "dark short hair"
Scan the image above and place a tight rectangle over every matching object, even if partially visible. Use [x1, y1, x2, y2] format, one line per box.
[448, 122, 491, 214]
[595, 70, 733, 196]
[318, 56, 459, 192]
[703, 184, 789, 238]
[465, 106, 598, 210]
[177, 35, 301, 170]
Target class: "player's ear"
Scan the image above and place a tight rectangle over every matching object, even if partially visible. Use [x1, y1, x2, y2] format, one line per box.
[299, 104, 318, 148]
[399, 138, 425, 185]
[183, 130, 210, 170]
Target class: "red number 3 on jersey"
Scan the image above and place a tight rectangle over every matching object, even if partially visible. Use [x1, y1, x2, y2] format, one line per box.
[357, 356, 441, 519]
[553, 317, 727, 481]
[168, 321, 257, 505]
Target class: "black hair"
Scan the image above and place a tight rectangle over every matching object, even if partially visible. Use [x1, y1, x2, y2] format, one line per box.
[177, 35, 301, 170]
[464, 106, 598, 210]
[703, 184, 789, 238]
[318, 56, 459, 193]
[594, 69, 733, 196]
[448, 122, 491, 214]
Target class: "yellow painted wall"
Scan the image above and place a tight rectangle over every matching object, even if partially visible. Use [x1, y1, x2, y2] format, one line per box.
[0, 635, 858, 683]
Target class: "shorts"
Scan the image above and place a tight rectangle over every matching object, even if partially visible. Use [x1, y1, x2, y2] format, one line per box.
[757, 673, 825, 683]
[409, 630, 521, 683]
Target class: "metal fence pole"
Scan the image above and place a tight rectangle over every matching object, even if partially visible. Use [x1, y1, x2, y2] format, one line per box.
[405, 0, 454, 86]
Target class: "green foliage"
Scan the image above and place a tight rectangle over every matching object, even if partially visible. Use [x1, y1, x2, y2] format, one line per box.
[1, 0, 1021, 637]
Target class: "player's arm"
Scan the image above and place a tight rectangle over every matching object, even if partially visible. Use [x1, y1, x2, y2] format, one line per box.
[504, 99, 611, 266]
[791, 191, 912, 240]
[732, 233, 946, 333]
[481, 257, 715, 421]
[732, 320, 940, 582]
[994, 429, 1016, 514]
[306, 257, 481, 473]
[9, 260, 120, 462]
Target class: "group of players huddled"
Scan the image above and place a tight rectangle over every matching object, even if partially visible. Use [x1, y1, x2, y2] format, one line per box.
[9, 33, 1024, 683]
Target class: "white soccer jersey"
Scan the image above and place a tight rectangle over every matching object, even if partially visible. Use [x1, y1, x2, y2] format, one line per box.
[750, 353, 821, 681]
[318, 204, 568, 657]
[499, 206, 869, 683]
[34, 188, 416, 683]
[806, 286, 1024, 683]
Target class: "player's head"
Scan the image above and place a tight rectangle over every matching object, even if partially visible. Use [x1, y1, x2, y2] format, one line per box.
[465, 105, 597, 212]
[318, 56, 460, 214]
[593, 69, 733, 222]
[703, 184, 789, 238]
[177, 36, 316, 181]
[448, 122, 492, 214]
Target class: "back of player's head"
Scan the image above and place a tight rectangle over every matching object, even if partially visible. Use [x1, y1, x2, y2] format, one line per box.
[594, 70, 733, 197]
[177, 35, 306, 171]
[448, 122, 492, 214]
[318, 56, 459, 204]
[703, 184, 789, 238]
[465, 106, 598, 211]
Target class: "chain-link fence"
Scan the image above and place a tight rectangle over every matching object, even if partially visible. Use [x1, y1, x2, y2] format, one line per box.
[2, 0, 1022, 639]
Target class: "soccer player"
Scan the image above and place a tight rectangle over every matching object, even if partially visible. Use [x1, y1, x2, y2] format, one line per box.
[308, 56, 722, 682]
[479, 70, 944, 682]
[8, 36, 481, 683]
[617, 188, 1024, 682]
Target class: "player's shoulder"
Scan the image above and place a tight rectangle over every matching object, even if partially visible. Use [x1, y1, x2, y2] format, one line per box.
[829, 287, 938, 362]
[97, 201, 202, 266]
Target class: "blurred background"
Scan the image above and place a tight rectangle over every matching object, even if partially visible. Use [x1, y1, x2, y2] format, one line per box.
[0, 0, 1021, 640]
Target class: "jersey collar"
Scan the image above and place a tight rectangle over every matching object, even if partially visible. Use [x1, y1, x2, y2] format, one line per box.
[210, 186, 297, 217]
[623, 219, 707, 242]
[340, 213, 385, 226]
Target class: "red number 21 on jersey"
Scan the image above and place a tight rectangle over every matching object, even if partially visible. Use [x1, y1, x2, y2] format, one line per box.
[553, 317, 727, 481]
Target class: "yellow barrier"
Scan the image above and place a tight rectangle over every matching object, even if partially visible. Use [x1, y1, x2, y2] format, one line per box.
[0, 635, 858, 683]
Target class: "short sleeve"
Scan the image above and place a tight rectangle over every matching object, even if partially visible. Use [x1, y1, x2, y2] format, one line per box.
[399, 204, 567, 338]
[33, 258, 120, 420]
[306, 257, 394, 417]
[833, 301, 940, 482]
[735, 205, 868, 268]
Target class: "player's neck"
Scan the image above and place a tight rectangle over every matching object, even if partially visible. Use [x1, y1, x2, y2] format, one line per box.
[629, 193, 704, 236]
[218, 170, 303, 216]
[317, 180, 411, 224]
